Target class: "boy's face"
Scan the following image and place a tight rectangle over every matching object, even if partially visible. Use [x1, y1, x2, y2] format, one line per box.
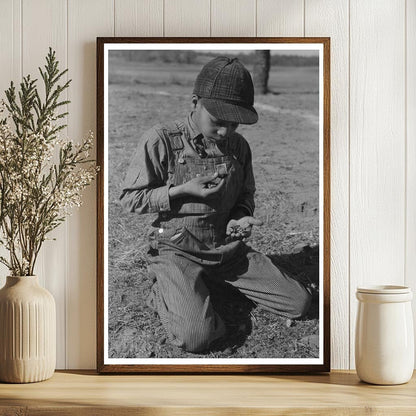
[191, 96, 239, 142]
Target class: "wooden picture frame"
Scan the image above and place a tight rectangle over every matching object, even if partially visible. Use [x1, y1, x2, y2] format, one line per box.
[97, 37, 330, 373]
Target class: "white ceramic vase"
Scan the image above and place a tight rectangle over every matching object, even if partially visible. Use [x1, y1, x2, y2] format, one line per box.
[0, 276, 56, 383]
[355, 285, 414, 385]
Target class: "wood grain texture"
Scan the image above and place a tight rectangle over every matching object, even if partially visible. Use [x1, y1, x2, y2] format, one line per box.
[115, 0, 163, 37]
[67, 0, 114, 370]
[22, 0, 68, 369]
[256, 0, 304, 36]
[406, 0, 416, 365]
[96, 37, 105, 377]
[211, 0, 256, 37]
[305, 0, 350, 370]
[323, 38, 332, 375]
[349, 0, 406, 368]
[0, 371, 415, 415]
[164, 0, 210, 37]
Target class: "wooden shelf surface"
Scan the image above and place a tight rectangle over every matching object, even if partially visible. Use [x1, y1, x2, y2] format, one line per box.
[0, 370, 415, 415]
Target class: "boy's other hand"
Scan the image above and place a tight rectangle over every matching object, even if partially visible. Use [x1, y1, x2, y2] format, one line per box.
[226, 216, 263, 240]
[170, 173, 225, 200]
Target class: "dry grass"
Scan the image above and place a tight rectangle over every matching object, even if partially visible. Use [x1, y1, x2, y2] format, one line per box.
[107, 59, 320, 359]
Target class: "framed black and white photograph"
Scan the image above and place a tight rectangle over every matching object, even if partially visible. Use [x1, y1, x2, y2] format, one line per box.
[97, 37, 330, 373]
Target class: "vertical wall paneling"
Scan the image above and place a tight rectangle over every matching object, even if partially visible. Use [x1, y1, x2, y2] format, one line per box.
[22, 0, 68, 369]
[305, 0, 350, 370]
[350, 0, 406, 368]
[164, 0, 210, 37]
[0, 0, 13, 101]
[0, 0, 21, 99]
[0, 0, 415, 370]
[256, 0, 304, 36]
[406, 0, 416, 364]
[0, 0, 21, 288]
[211, 0, 256, 37]
[67, 0, 114, 369]
[115, 0, 163, 37]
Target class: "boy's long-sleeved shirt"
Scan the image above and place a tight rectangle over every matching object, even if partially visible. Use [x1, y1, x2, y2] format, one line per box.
[119, 112, 256, 218]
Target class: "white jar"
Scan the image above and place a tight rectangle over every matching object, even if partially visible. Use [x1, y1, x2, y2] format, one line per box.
[355, 285, 414, 385]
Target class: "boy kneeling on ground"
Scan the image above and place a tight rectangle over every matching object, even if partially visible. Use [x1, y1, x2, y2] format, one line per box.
[120, 56, 312, 353]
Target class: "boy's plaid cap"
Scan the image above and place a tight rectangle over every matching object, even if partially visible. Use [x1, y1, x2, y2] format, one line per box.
[193, 56, 258, 125]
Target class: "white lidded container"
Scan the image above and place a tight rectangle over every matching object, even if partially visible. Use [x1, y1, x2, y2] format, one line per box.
[355, 285, 414, 385]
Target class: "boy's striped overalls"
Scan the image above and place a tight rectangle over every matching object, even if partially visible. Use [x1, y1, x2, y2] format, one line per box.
[145, 119, 312, 353]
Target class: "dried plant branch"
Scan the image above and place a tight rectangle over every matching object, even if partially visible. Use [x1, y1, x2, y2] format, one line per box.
[0, 48, 98, 276]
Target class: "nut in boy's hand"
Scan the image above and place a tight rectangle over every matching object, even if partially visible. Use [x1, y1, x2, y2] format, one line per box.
[226, 216, 263, 241]
[181, 172, 225, 199]
[229, 224, 250, 240]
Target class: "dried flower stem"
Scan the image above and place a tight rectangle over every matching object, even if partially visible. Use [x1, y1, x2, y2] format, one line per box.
[0, 48, 97, 276]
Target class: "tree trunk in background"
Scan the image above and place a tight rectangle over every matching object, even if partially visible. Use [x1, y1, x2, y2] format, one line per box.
[253, 50, 270, 95]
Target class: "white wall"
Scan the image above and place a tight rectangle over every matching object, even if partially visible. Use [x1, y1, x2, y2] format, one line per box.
[0, 0, 414, 370]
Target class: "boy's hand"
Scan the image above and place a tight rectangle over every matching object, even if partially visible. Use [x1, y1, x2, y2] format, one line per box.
[226, 216, 263, 240]
[171, 173, 225, 200]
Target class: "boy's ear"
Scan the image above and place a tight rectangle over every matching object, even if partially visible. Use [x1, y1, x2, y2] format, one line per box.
[191, 94, 199, 110]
